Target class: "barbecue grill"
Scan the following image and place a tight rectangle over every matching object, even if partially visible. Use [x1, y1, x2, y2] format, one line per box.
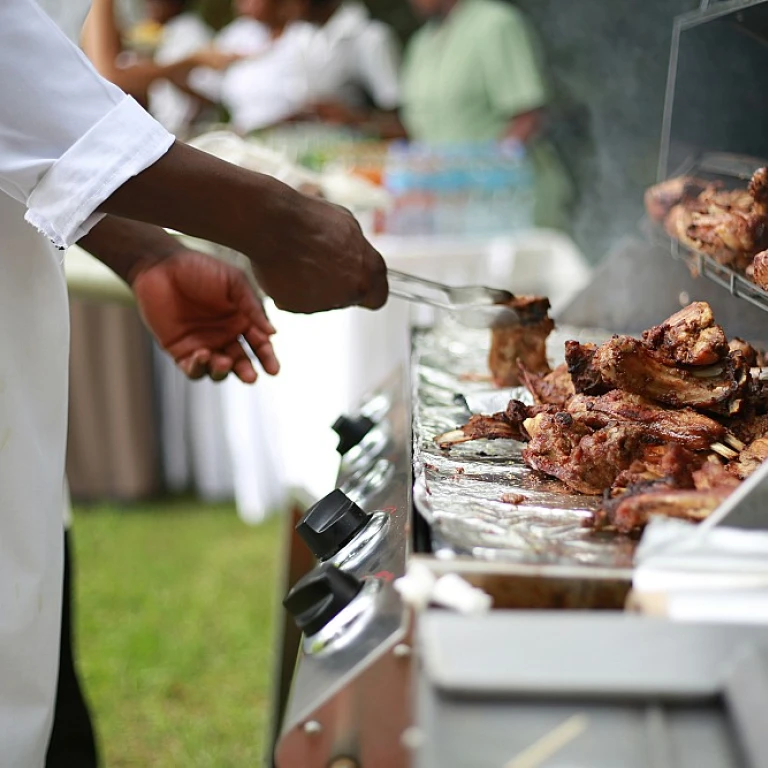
[270, 2, 768, 766]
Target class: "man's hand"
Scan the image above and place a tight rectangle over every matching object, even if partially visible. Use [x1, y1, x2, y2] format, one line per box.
[132, 250, 279, 383]
[79, 217, 279, 383]
[100, 143, 389, 314]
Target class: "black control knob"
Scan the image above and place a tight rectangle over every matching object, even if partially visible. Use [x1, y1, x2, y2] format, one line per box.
[283, 563, 363, 636]
[297, 489, 371, 560]
[332, 415, 374, 455]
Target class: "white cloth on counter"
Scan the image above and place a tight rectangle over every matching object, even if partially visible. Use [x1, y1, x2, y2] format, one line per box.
[0, 2, 174, 763]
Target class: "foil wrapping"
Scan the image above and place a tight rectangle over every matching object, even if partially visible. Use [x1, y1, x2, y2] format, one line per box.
[412, 320, 637, 568]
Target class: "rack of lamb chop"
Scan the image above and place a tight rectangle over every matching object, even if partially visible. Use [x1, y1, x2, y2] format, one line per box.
[436, 302, 768, 533]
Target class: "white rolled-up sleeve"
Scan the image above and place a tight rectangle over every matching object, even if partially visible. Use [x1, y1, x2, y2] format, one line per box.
[0, 0, 175, 248]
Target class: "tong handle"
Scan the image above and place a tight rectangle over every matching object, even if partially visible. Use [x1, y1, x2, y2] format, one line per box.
[388, 269, 453, 294]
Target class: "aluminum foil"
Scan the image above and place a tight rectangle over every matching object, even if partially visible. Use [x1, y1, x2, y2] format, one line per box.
[412, 320, 637, 568]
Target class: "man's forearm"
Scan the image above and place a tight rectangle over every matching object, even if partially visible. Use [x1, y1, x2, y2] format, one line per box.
[97, 141, 295, 262]
[78, 216, 186, 286]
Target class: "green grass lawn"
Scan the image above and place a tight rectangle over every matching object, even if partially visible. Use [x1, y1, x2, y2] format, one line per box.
[71, 501, 282, 768]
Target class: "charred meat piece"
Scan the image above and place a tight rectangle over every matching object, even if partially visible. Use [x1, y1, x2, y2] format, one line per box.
[600, 487, 728, 533]
[734, 436, 768, 479]
[519, 362, 575, 408]
[593, 336, 749, 414]
[565, 341, 612, 396]
[641, 302, 728, 367]
[585, 390, 726, 450]
[435, 400, 538, 448]
[644, 176, 708, 223]
[488, 296, 554, 388]
[523, 412, 647, 496]
[728, 412, 768, 444]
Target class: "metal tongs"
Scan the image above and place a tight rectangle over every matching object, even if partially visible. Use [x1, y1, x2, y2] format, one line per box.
[388, 269, 519, 328]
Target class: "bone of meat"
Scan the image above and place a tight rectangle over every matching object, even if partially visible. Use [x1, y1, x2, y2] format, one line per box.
[564, 341, 612, 396]
[602, 487, 729, 533]
[584, 390, 726, 450]
[488, 296, 554, 388]
[644, 176, 708, 223]
[734, 436, 768, 479]
[519, 363, 575, 408]
[641, 302, 728, 367]
[593, 336, 749, 414]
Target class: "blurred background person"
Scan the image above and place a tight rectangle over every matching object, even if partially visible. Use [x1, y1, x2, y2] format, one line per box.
[192, 0, 313, 134]
[145, 0, 218, 136]
[297, 0, 405, 138]
[401, 0, 572, 230]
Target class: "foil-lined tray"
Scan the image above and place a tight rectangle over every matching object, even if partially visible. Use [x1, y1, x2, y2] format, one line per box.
[412, 321, 638, 569]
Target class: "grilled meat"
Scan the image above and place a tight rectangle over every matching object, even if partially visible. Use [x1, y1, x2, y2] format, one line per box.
[584, 390, 726, 450]
[564, 341, 612, 396]
[435, 400, 538, 447]
[644, 176, 708, 223]
[729, 337, 759, 368]
[601, 486, 728, 533]
[641, 302, 728, 367]
[693, 458, 742, 491]
[734, 436, 768, 479]
[593, 336, 749, 414]
[751, 250, 768, 292]
[519, 363, 575, 408]
[748, 167, 768, 217]
[488, 296, 554, 388]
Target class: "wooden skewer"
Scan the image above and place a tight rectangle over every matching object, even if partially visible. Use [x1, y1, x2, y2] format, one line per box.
[503, 714, 590, 768]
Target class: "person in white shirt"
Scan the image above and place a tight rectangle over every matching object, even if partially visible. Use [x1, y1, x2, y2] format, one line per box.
[0, 2, 387, 764]
[193, 0, 315, 134]
[298, 0, 405, 138]
[147, 0, 216, 136]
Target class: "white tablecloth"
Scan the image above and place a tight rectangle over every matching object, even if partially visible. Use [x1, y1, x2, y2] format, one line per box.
[66, 230, 591, 522]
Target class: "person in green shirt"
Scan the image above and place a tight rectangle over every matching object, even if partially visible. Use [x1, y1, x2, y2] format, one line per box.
[401, 0, 572, 230]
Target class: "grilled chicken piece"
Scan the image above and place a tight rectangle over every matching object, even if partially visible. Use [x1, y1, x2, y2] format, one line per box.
[641, 302, 728, 367]
[584, 390, 726, 450]
[601, 487, 728, 533]
[564, 341, 612, 396]
[644, 176, 708, 223]
[488, 296, 554, 388]
[734, 436, 768, 479]
[519, 363, 575, 408]
[593, 336, 749, 414]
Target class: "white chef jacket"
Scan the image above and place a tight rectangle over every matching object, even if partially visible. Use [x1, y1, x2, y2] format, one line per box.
[148, 12, 214, 136]
[304, 3, 401, 111]
[0, 3, 173, 764]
